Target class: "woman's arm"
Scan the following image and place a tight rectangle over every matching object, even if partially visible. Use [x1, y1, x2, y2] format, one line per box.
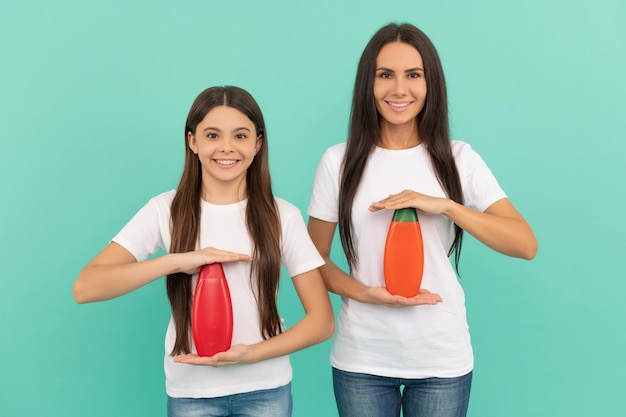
[306, 217, 442, 306]
[370, 191, 538, 260]
[174, 268, 335, 366]
[73, 242, 252, 304]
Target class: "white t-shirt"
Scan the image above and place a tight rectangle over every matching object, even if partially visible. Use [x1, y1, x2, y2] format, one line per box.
[308, 141, 507, 378]
[113, 190, 324, 398]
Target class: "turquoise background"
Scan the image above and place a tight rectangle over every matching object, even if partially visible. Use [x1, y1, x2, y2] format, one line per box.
[1, 0, 624, 415]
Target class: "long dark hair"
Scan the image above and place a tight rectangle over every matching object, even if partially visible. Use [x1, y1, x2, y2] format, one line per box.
[339, 23, 465, 272]
[167, 86, 282, 355]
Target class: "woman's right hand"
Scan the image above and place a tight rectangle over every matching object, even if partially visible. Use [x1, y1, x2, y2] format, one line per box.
[308, 217, 442, 307]
[175, 247, 252, 275]
[365, 286, 442, 307]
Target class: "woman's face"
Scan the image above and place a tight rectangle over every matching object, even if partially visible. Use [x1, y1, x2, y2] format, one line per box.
[187, 105, 261, 194]
[373, 41, 427, 130]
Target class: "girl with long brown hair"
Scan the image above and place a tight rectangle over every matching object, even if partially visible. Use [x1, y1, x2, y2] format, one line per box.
[307, 23, 537, 417]
[74, 86, 334, 417]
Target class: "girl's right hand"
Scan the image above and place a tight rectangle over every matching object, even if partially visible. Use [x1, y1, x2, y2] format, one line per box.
[175, 247, 252, 275]
[73, 244, 252, 304]
[365, 286, 442, 307]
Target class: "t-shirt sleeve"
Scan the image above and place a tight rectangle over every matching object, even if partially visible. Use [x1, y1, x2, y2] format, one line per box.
[307, 145, 342, 223]
[454, 142, 508, 212]
[279, 201, 325, 278]
[112, 196, 168, 262]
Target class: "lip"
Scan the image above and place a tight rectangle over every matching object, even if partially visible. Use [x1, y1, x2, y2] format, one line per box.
[213, 159, 240, 168]
[385, 101, 414, 113]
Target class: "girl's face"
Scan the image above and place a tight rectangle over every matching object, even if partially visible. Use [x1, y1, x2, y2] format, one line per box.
[188, 105, 261, 196]
[373, 41, 427, 130]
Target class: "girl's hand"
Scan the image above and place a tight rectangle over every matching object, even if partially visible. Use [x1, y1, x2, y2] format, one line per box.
[366, 286, 442, 307]
[173, 344, 252, 367]
[176, 247, 252, 275]
[73, 245, 251, 304]
[369, 189, 450, 216]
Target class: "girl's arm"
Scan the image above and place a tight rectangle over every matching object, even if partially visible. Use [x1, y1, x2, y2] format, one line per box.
[73, 242, 251, 304]
[174, 267, 335, 366]
[370, 191, 538, 260]
[305, 217, 442, 307]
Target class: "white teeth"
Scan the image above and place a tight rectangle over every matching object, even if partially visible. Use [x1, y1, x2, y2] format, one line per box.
[389, 102, 410, 108]
[216, 160, 236, 165]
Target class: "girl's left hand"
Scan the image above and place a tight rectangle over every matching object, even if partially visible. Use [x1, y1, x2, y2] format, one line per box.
[173, 344, 252, 367]
[369, 189, 449, 215]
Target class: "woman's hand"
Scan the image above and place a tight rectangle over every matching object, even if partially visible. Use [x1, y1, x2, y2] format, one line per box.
[369, 189, 450, 215]
[308, 217, 442, 306]
[369, 189, 538, 260]
[173, 344, 252, 367]
[366, 286, 442, 307]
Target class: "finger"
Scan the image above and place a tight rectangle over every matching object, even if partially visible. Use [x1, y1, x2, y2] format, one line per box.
[213, 351, 237, 362]
[207, 248, 249, 257]
[403, 290, 443, 305]
[379, 293, 414, 307]
[375, 196, 416, 210]
[214, 358, 239, 366]
[219, 254, 252, 263]
[402, 298, 440, 306]
[371, 193, 398, 206]
[387, 194, 420, 209]
[202, 247, 250, 257]
[418, 294, 443, 304]
[173, 354, 217, 365]
[391, 297, 413, 307]
[420, 290, 443, 301]
[422, 290, 443, 302]
[173, 354, 200, 364]
[207, 353, 241, 367]
[221, 250, 252, 258]
[209, 253, 252, 264]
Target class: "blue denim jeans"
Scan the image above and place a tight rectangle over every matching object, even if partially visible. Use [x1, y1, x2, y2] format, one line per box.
[167, 382, 292, 417]
[332, 368, 472, 417]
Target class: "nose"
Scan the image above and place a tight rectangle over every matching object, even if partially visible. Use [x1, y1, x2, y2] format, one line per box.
[219, 137, 234, 153]
[392, 76, 407, 96]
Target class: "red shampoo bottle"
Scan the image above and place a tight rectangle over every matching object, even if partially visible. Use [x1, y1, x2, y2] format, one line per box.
[192, 263, 233, 357]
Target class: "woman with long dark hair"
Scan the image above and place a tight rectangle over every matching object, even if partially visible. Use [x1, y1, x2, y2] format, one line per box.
[74, 86, 334, 417]
[307, 23, 537, 417]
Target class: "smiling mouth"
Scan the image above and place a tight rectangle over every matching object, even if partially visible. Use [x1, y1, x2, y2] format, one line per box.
[214, 159, 238, 166]
[386, 101, 413, 110]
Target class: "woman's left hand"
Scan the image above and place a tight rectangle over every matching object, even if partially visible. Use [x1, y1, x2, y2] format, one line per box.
[370, 190, 538, 260]
[173, 344, 252, 367]
[369, 189, 449, 215]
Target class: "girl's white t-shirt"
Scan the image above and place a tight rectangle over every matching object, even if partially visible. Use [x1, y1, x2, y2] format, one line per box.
[113, 191, 324, 398]
[308, 141, 507, 378]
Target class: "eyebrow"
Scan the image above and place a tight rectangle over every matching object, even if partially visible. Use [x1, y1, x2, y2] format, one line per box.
[375, 66, 424, 73]
[202, 126, 253, 133]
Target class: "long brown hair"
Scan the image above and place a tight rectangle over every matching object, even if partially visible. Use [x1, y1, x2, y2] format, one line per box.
[167, 86, 282, 355]
[339, 23, 465, 272]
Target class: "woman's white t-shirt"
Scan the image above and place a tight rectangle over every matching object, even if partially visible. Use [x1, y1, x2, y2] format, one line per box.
[308, 141, 506, 378]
